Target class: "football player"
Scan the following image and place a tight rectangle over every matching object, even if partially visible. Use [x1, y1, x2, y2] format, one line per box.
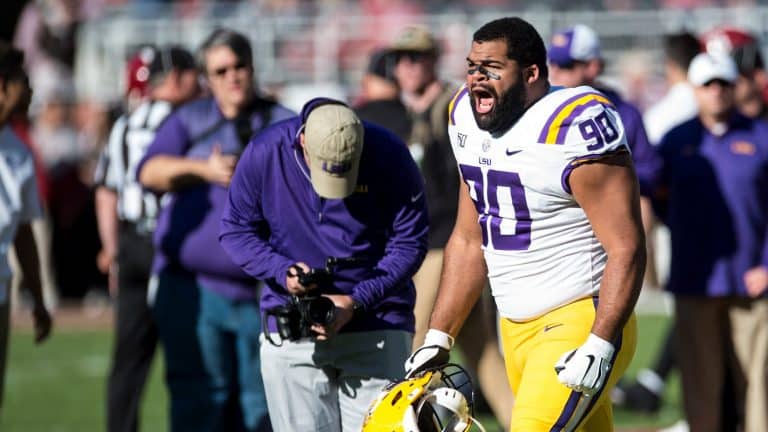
[406, 17, 643, 431]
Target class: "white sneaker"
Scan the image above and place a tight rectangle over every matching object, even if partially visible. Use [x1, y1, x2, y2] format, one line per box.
[659, 420, 689, 432]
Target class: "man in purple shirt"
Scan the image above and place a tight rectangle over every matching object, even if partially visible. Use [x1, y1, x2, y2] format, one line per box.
[219, 99, 428, 431]
[657, 52, 768, 432]
[137, 29, 293, 432]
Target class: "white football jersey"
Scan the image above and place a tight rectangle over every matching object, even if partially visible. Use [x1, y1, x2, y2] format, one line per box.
[447, 85, 629, 321]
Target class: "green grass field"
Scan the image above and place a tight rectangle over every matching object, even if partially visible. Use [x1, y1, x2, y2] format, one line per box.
[0, 314, 682, 431]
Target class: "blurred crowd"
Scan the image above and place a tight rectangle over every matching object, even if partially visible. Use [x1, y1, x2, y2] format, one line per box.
[3, 1, 768, 430]
[1, 0, 764, 307]
[0, 0, 766, 354]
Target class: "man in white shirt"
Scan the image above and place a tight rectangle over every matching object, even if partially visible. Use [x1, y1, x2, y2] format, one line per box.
[643, 33, 701, 146]
[0, 42, 52, 411]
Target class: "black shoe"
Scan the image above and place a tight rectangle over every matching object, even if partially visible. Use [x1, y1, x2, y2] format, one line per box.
[622, 381, 662, 414]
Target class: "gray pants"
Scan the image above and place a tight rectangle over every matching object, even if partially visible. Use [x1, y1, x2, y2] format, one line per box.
[260, 330, 412, 432]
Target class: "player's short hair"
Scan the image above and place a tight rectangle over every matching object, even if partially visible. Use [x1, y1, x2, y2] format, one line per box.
[198, 28, 253, 73]
[0, 41, 25, 86]
[664, 33, 701, 73]
[473, 17, 549, 79]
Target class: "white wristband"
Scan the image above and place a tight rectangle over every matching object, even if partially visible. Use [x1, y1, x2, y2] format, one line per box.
[424, 328, 454, 350]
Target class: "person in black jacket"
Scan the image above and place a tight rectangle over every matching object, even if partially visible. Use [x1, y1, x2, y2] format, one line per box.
[354, 48, 411, 143]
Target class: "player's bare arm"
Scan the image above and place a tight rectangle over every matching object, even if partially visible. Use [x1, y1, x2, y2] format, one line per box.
[428, 178, 488, 337]
[570, 150, 645, 342]
[404, 178, 487, 376]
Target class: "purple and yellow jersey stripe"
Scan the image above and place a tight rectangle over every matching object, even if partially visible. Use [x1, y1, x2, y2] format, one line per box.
[538, 92, 613, 145]
[448, 85, 469, 126]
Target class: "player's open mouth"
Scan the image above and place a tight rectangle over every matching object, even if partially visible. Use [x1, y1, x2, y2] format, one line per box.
[473, 88, 495, 114]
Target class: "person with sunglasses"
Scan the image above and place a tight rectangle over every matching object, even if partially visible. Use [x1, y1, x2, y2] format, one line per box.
[137, 29, 293, 432]
[655, 52, 768, 432]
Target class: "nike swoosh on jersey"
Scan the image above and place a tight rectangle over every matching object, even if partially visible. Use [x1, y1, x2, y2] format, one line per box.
[411, 191, 424, 203]
[505, 149, 523, 156]
[543, 323, 563, 332]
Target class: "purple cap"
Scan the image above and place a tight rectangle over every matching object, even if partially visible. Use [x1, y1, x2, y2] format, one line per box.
[548, 25, 602, 66]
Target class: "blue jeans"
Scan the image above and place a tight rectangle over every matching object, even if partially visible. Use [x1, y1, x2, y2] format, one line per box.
[152, 270, 270, 432]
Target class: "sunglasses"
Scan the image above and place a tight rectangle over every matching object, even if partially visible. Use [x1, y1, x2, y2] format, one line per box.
[701, 78, 734, 88]
[397, 51, 433, 63]
[209, 62, 248, 78]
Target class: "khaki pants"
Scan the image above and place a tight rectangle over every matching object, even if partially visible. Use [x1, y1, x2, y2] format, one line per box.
[412, 249, 513, 427]
[675, 296, 768, 432]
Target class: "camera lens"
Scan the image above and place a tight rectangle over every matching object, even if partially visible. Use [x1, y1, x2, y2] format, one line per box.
[308, 297, 335, 325]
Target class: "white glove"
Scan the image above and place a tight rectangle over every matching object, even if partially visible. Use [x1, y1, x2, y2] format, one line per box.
[404, 329, 454, 378]
[555, 333, 614, 396]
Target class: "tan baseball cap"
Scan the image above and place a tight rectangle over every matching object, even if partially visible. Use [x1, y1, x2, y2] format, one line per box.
[304, 104, 364, 199]
[391, 26, 439, 55]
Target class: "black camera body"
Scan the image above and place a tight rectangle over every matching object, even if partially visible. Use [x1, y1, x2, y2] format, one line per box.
[265, 294, 335, 344]
[264, 257, 364, 346]
[296, 266, 333, 287]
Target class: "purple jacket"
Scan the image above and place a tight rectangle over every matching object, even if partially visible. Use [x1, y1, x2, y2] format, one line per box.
[219, 99, 429, 333]
[597, 87, 660, 197]
[658, 112, 768, 297]
[137, 96, 294, 299]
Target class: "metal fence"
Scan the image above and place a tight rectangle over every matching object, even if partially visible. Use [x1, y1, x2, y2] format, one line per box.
[75, 6, 768, 104]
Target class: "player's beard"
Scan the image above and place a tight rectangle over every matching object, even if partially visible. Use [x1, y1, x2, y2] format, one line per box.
[470, 76, 527, 135]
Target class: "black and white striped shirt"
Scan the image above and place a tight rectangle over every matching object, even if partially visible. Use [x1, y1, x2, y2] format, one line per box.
[94, 100, 172, 233]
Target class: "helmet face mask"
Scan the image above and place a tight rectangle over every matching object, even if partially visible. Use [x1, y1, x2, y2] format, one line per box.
[362, 364, 483, 432]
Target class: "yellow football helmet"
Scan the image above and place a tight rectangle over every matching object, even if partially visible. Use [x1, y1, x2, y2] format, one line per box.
[362, 364, 485, 432]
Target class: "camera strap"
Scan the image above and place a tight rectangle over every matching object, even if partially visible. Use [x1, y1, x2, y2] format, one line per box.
[261, 310, 284, 347]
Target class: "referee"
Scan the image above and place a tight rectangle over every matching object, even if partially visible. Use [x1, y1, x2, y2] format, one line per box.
[94, 45, 199, 432]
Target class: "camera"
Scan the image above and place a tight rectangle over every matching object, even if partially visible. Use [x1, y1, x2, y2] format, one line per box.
[263, 291, 336, 346]
[294, 265, 333, 288]
[264, 257, 364, 346]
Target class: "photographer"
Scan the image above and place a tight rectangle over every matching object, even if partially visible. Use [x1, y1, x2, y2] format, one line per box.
[220, 99, 428, 432]
[137, 29, 294, 432]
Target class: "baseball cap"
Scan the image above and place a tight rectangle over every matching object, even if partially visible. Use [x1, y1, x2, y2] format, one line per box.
[126, 46, 156, 97]
[687, 52, 738, 86]
[304, 104, 365, 199]
[548, 24, 602, 67]
[391, 26, 439, 55]
[701, 27, 764, 74]
[126, 45, 196, 96]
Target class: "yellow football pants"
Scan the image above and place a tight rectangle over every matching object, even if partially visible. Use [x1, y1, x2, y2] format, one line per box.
[500, 297, 637, 432]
